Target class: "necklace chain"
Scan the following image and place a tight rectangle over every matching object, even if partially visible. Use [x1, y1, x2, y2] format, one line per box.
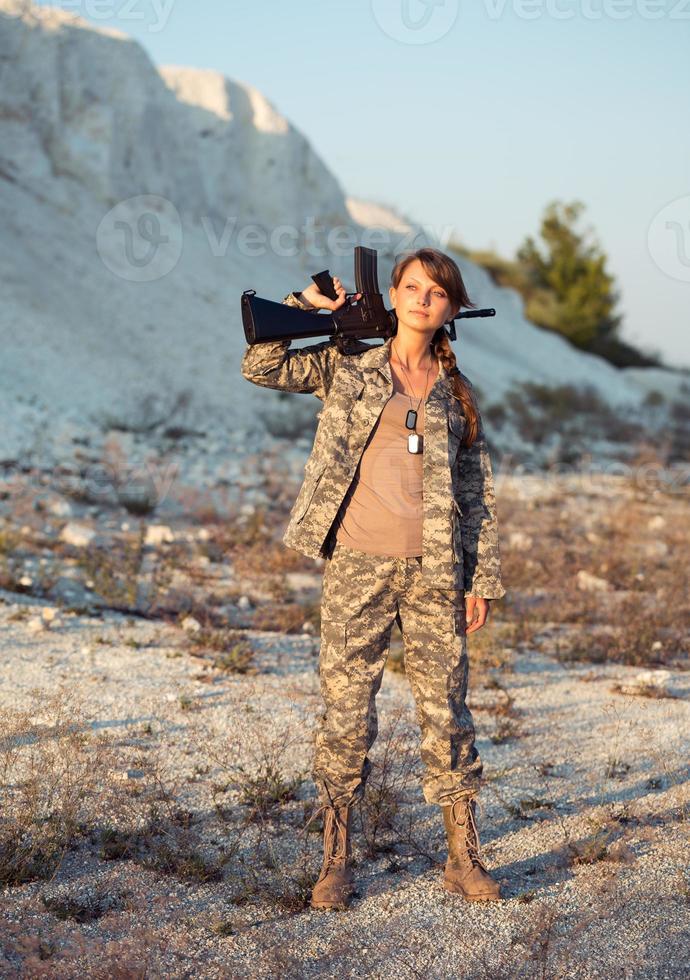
[392, 340, 433, 424]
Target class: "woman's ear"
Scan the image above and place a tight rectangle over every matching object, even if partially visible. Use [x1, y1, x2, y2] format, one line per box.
[389, 285, 396, 307]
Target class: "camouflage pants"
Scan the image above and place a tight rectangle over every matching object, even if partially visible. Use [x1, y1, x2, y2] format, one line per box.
[314, 542, 483, 809]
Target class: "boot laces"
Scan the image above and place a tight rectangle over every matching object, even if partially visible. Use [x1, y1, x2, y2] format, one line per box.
[450, 797, 488, 872]
[302, 802, 349, 870]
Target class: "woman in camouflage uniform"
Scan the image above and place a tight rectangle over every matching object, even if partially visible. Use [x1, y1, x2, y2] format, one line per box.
[241, 248, 506, 910]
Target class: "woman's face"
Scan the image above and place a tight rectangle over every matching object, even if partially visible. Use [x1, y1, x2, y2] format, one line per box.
[389, 259, 459, 337]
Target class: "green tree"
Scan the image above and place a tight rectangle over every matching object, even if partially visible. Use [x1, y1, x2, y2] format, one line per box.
[516, 200, 622, 350]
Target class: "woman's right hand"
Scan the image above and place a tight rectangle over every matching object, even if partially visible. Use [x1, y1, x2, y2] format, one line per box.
[301, 277, 362, 311]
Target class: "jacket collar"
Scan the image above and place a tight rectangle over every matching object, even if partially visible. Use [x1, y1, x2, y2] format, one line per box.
[357, 335, 452, 399]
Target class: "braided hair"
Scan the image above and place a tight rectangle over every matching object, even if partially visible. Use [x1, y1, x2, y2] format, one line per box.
[390, 248, 480, 448]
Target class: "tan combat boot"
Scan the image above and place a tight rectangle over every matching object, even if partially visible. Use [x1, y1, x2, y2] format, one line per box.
[442, 797, 502, 901]
[309, 804, 355, 911]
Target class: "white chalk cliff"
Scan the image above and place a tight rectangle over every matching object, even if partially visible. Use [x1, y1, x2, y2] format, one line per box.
[0, 1, 683, 472]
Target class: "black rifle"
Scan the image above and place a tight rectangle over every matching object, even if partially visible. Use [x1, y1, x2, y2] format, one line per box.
[241, 246, 495, 354]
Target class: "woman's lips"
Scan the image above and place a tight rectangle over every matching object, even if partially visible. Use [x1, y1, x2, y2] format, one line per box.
[411, 311, 429, 317]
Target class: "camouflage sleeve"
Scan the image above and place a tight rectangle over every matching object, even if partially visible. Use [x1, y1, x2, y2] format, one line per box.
[456, 407, 506, 600]
[240, 292, 341, 402]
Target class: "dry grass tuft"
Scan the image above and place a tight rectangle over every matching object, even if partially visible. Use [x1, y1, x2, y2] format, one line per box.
[0, 688, 115, 887]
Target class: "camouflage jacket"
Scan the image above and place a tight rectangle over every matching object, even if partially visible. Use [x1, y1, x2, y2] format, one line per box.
[240, 292, 506, 599]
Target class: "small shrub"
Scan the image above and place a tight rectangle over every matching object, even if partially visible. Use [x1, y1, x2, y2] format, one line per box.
[76, 535, 144, 609]
[506, 797, 555, 820]
[604, 756, 631, 780]
[566, 829, 612, 865]
[251, 602, 312, 635]
[142, 843, 224, 883]
[235, 762, 303, 821]
[0, 690, 114, 887]
[186, 629, 256, 674]
[358, 710, 420, 858]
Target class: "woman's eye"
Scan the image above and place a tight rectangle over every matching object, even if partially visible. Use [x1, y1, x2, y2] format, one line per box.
[406, 284, 445, 298]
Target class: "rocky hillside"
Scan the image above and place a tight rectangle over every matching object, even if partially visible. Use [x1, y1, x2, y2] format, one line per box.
[0, 1, 686, 478]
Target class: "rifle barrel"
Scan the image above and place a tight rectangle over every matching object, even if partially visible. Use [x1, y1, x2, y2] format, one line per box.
[457, 308, 496, 319]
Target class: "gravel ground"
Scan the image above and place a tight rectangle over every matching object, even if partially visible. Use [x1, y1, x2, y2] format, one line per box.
[0, 591, 688, 979]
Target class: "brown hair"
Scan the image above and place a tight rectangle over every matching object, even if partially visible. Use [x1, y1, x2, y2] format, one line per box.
[390, 247, 479, 447]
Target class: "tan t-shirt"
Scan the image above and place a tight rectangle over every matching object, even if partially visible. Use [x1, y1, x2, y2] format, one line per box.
[334, 391, 426, 557]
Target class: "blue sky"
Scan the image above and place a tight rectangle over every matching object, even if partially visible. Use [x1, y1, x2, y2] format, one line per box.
[43, 0, 690, 366]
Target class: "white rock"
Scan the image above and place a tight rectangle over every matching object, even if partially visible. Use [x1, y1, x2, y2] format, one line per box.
[576, 570, 613, 593]
[508, 531, 533, 551]
[647, 515, 666, 530]
[643, 540, 669, 558]
[635, 669, 670, 688]
[181, 616, 202, 634]
[145, 524, 174, 546]
[59, 522, 96, 548]
[48, 498, 73, 518]
[237, 596, 251, 611]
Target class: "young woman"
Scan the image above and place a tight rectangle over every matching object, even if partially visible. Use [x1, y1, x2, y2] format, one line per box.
[241, 247, 506, 910]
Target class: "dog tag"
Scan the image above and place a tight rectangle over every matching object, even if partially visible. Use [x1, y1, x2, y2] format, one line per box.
[407, 433, 422, 454]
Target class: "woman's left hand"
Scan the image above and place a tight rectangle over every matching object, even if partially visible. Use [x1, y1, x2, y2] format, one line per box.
[465, 596, 491, 634]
